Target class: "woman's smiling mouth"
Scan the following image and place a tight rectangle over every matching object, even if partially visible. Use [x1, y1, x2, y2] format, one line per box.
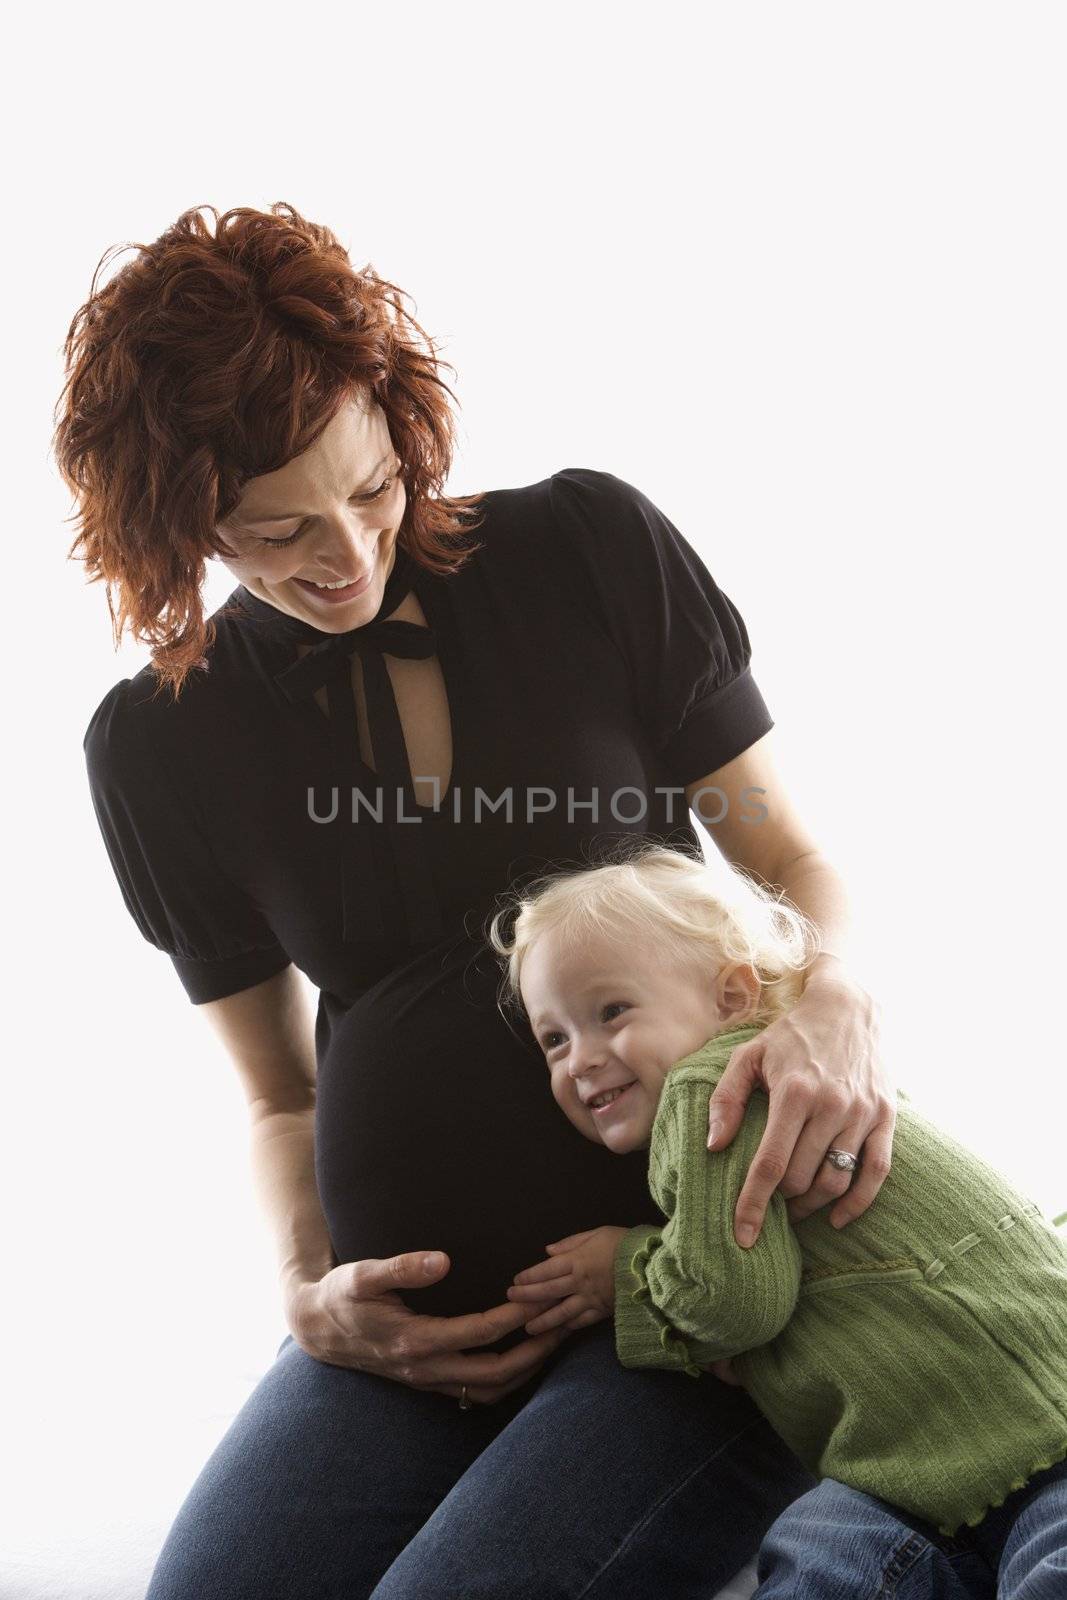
[292, 571, 373, 604]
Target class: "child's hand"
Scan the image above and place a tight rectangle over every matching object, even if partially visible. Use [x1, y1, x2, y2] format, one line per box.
[506, 1226, 631, 1335]
[701, 1356, 745, 1387]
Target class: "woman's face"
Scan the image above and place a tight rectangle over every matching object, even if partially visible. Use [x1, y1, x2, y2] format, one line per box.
[215, 394, 407, 632]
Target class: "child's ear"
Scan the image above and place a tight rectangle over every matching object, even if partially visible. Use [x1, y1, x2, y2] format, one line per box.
[719, 961, 761, 1021]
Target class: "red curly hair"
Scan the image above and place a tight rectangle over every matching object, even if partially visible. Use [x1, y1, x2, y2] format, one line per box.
[53, 201, 487, 699]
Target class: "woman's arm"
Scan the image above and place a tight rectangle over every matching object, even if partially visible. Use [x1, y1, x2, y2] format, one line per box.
[758, 850, 888, 1227]
[682, 730, 894, 1246]
[199, 966, 337, 1302]
[250, 1109, 336, 1302]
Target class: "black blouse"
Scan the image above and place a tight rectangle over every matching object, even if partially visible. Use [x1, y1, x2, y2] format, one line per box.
[83, 467, 774, 1324]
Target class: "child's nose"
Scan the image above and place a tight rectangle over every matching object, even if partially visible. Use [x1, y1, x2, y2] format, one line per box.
[568, 1039, 606, 1077]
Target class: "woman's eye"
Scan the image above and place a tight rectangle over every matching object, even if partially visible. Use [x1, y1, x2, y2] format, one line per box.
[260, 474, 397, 549]
[261, 526, 307, 550]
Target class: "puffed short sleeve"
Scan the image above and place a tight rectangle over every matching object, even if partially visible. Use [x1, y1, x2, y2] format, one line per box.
[548, 467, 774, 785]
[83, 679, 292, 1004]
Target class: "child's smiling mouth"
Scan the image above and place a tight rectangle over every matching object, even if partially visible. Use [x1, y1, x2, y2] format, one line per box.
[589, 1082, 637, 1115]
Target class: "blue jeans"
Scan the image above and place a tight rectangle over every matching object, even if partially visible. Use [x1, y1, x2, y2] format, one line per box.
[144, 1322, 813, 1599]
[753, 1459, 1067, 1598]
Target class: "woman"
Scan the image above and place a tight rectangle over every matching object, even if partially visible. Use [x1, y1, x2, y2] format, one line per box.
[57, 202, 894, 1599]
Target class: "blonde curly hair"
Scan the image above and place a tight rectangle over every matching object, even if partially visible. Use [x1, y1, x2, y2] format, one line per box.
[487, 840, 821, 1033]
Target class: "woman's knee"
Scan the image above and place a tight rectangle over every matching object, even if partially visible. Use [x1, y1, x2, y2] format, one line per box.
[370, 1330, 813, 1600]
[146, 1340, 508, 1600]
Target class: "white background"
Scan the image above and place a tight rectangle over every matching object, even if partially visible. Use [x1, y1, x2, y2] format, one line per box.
[4, 4, 1065, 1595]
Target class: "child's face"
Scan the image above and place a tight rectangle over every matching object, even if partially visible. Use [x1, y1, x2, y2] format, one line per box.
[520, 925, 757, 1154]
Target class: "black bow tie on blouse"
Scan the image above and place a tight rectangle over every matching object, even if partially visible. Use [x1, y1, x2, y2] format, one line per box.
[234, 547, 448, 948]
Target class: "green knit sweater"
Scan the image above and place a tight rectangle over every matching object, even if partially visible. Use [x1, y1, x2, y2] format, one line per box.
[614, 1022, 1067, 1536]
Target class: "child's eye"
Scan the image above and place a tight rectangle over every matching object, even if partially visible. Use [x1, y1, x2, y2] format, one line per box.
[260, 474, 397, 549]
[540, 1004, 628, 1054]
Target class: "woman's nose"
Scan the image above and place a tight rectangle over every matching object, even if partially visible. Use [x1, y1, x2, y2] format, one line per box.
[312, 531, 379, 575]
[316, 502, 387, 548]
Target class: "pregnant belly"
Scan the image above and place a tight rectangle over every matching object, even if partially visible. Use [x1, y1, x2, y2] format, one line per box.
[314, 940, 654, 1323]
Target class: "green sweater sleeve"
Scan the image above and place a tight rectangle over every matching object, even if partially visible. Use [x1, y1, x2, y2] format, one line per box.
[613, 1073, 803, 1376]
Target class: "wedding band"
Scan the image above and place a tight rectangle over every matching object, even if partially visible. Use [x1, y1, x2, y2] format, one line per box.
[458, 1384, 472, 1410]
[825, 1148, 860, 1172]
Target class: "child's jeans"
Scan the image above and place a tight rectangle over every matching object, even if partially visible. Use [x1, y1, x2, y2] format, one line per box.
[753, 1457, 1067, 1598]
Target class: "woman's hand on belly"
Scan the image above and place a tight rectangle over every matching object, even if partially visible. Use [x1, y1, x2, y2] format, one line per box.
[286, 1248, 570, 1404]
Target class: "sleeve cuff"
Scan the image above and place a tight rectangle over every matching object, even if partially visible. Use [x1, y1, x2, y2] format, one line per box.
[613, 1225, 704, 1379]
[661, 666, 774, 788]
[169, 945, 292, 1005]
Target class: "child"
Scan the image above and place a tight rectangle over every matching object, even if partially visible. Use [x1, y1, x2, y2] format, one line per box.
[488, 842, 1067, 1598]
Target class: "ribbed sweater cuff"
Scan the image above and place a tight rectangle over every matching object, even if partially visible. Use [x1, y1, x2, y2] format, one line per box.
[614, 1224, 703, 1378]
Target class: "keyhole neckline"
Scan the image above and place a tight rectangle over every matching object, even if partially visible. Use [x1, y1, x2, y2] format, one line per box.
[258, 567, 460, 821]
